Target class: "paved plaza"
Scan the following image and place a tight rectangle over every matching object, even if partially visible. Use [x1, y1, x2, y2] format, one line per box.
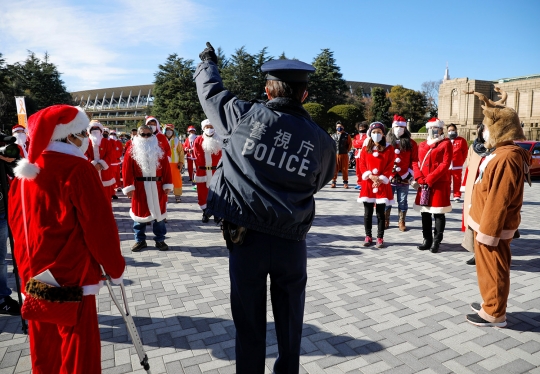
[1, 174, 540, 374]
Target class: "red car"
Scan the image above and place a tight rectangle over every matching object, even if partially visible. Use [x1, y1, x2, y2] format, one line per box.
[515, 141, 540, 176]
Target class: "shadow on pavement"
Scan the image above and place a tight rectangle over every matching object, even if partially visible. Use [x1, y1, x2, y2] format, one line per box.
[98, 314, 384, 360]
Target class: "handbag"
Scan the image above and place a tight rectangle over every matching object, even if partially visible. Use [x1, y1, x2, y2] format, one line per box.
[419, 184, 431, 206]
[19, 179, 89, 326]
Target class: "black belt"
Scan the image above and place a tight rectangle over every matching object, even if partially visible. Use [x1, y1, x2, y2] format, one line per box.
[198, 166, 217, 170]
[136, 177, 162, 181]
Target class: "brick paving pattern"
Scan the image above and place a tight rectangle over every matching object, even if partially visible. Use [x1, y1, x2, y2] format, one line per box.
[1, 174, 540, 373]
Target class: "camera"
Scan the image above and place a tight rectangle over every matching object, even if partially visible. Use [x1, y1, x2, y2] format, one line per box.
[0, 134, 20, 158]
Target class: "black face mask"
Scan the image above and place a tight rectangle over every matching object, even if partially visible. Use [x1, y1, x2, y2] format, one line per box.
[103, 134, 109, 139]
[359, 129, 367, 134]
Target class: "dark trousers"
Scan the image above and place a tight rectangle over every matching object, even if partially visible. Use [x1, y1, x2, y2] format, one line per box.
[364, 202, 386, 238]
[420, 212, 446, 239]
[229, 229, 307, 374]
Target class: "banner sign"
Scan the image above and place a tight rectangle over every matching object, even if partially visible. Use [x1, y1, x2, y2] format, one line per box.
[15, 96, 28, 128]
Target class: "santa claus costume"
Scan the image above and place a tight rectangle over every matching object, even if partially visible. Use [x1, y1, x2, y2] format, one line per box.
[352, 122, 368, 189]
[12, 125, 29, 158]
[193, 119, 222, 223]
[9, 105, 125, 374]
[164, 124, 185, 202]
[122, 126, 173, 252]
[357, 122, 394, 248]
[108, 130, 124, 196]
[183, 126, 198, 182]
[85, 121, 116, 200]
[384, 115, 418, 231]
[446, 124, 469, 201]
[413, 118, 453, 253]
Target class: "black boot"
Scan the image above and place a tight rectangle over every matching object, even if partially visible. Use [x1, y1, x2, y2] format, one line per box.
[202, 209, 210, 223]
[418, 213, 433, 250]
[466, 256, 476, 265]
[430, 234, 443, 253]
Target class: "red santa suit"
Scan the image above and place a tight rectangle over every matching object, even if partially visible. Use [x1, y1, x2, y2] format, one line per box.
[85, 123, 116, 199]
[352, 132, 367, 186]
[449, 135, 469, 198]
[193, 124, 222, 209]
[122, 137, 173, 222]
[413, 136, 453, 213]
[184, 126, 198, 181]
[12, 125, 29, 158]
[145, 116, 171, 159]
[9, 105, 125, 374]
[109, 134, 124, 190]
[357, 143, 395, 205]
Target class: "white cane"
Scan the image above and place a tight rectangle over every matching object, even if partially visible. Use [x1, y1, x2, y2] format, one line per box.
[100, 266, 151, 373]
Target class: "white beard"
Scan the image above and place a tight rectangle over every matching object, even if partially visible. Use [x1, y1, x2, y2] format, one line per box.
[202, 134, 222, 155]
[188, 133, 197, 145]
[14, 133, 27, 147]
[131, 135, 163, 175]
[89, 132, 102, 147]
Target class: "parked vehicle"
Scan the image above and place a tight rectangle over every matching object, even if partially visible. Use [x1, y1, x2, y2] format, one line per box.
[515, 141, 540, 176]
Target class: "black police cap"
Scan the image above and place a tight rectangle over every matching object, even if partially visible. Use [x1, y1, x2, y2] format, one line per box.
[261, 59, 315, 83]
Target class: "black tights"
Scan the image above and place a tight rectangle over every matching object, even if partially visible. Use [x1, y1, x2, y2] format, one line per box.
[421, 212, 446, 239]
[364, 202, 386, 239]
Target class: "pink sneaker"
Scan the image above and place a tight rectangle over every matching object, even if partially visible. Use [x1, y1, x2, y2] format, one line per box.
[363, 236, 373, 247]
[376, 238, 384, 248]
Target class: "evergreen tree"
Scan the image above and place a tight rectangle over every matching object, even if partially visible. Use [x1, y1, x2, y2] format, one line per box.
[370, 87, 391, 126]
[221, 46, 271, 101]
[307, 49, 348, 109]
[388, 85, 428, 131]
[152, 54, 204, 133]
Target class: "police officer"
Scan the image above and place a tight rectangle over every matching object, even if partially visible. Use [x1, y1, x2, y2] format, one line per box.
[195, 43, 335, 374]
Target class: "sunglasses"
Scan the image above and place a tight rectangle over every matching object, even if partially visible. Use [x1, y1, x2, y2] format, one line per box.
[139, 133, 152, 138]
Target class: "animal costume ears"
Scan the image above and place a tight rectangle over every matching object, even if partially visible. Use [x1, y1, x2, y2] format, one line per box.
[462, 86, 508, 109]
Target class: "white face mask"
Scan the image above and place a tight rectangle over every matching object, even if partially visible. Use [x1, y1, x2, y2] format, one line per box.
[393, 127, 405, 137]
[150, 125, 157, 133]
[165, 130, 173, 136]
[483, 129, 490, 145]
[371, 133, 383, 143]
[90, 130, 101, 137]
[69, 134, 89, 154]
[204, 128, 215, 136]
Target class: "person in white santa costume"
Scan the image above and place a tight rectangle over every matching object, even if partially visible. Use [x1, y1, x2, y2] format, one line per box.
[183, 125, 198, 183]
[12, 124, 29, 158]
[357, 122, 394, 248]
[384, 114, 418, 231]
[122, 125, 173, 252]
[8, 104, 125, 374]
[193, 119, 222, 223]
[413, 117, 453, 253]
[85, 120, 116, 200]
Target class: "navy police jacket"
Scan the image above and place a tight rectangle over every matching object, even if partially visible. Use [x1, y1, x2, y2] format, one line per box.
[194, 61, 336, 240]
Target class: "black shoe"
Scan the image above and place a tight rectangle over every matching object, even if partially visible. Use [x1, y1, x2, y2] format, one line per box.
[155, 241, 169, 251]
[417, 239, 433, 251]
[466, 256, 476, 265]
[466, 313, 506, 328]
[111, 195, 118, 200]
[202, 213, 209, 223]
[131, 241, 147, 252]
[470, 302, 481, 313]
[213, 216, 221, 224]
[430, 234, 443, 253]
[0, 296, 21, 316]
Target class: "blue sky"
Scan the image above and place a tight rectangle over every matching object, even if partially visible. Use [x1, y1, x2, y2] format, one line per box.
[1, 0, 538, 92]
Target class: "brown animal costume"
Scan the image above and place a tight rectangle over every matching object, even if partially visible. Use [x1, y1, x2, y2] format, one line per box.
[463, 87, 531, 327]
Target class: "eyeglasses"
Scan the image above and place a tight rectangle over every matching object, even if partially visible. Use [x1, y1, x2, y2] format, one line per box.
[139, 133, 152, 138]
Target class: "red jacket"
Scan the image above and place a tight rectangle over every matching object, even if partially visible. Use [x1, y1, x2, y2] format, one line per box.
[352, 133, 367, 158]
[450, 136, 468, 169]
[391, 140, 418, 180]
[109, 138, 123, 166]
[358, 144, 395, 204]
[85, 138, 116, 187]
[192, 135, 222, 187]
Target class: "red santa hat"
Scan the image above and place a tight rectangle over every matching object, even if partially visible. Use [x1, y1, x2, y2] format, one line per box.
[426, 118, 444, 128]
[145, 116, 162, 133]
[14, 105, 89, 180]
[164, 124, 175, 131]
[187, 126, 196, 133]
[392, 115, 407, 128]
[102, 127, 110, 133]
[88, 120, 104, 132]
[12, 125, 28, 133]
[201, 119, 212, 129]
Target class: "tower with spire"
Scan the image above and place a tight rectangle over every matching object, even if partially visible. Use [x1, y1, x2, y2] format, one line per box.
[443, 63, 450, 81]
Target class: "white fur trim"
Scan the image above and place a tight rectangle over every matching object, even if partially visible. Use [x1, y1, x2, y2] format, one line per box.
[362, 171, 372, 180]
[373, 152, 379, 157]
[379, 175, 389, 184]
[395, 149, 400, 154]
[460, 186, 466, 192]
[194, 175, 207, 183]
[102, 178, 115, 187]
[201, 119, 211, 128]
[376, 198, 394, 205]
[358, 197, 376, 203]
[51, 108, 89, 141]
[98, 160, 109, 170]
[163, 183, 173, 190]
[413, 203, 452, 214]
[87, 120, 104, 133]
[372, 168, 378, 175]
[392, 121, 407, 127]
[82, 283, 104, 296]
[427, 136, 444, 145]
[396, 167, 401, 172]
[122, 185, 135, 195]
[129, 209, 168, 223]
[426, 119, 444, 128]
[14, 158, 40, 180]
[90, 160, 98, 166]
[46, 141, 87, 159]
